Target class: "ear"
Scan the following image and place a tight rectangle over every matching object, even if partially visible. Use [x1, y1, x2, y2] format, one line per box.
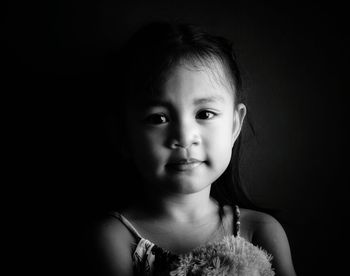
[231, 103, 247, 147]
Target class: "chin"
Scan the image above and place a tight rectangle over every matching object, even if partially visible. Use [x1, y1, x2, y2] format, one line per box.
[165, 178, 212, 194]
[150, 167, 221, 194]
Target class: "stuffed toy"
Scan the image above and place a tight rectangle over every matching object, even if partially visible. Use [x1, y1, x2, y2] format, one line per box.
[168, 235, 275, 276]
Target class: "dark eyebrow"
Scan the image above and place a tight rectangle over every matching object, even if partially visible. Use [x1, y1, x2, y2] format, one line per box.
[141, 95, 225, 109]
[193, 96, 225, 105]
[141, 99, 172, 110]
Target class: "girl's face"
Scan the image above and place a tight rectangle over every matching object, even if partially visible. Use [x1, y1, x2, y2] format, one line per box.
[125, 60, 246, 195]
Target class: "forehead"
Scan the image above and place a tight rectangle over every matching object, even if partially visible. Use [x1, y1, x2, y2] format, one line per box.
[125, 58, 236, 109]
[161, 60, 234, 102]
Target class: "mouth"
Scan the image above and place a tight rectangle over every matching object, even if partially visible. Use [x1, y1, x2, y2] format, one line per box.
[165, 158, 204, 172]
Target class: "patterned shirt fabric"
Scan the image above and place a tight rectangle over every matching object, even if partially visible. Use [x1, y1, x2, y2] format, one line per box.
[112, 205, 242, 276]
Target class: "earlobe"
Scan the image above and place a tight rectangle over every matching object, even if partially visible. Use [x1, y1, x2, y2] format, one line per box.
[231, 103, 247, 147]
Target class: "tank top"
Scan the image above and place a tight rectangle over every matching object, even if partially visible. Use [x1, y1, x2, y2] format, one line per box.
[111, 205, 243, 275]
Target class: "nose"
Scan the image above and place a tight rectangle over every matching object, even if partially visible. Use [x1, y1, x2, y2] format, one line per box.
[168, 119, 201, 149]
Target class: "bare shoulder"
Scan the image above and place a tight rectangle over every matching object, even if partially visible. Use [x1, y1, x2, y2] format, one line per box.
[240, 208, 297, 276]
[91, 214, 135, 276]
[93, 214, 135, 249]
[239, 208, 281, 231]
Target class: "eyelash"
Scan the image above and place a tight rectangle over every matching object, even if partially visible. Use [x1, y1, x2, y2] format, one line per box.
[196, 110, 217, 120]
[144, 110, 218, 125]
[144, 113, 169, 125]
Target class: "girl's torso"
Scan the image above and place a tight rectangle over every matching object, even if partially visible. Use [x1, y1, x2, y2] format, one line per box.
[112, 204, 257, 275]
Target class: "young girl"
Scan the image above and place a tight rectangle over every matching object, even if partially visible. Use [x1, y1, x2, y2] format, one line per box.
[93, 21, 297, 276]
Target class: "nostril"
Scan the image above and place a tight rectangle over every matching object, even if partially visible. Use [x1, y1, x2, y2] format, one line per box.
[168, 123, 201, 149]
[172, 142, 187, 149]
[171, 137, 201, 149]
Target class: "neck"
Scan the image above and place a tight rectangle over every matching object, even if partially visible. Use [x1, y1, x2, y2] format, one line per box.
[136, 185, 219, 223]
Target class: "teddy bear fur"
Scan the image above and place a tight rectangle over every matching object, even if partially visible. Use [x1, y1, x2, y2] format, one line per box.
[169, 235, 275, 276]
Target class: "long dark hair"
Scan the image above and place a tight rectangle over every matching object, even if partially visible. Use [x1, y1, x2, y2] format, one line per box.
[105, 21, 258, 210]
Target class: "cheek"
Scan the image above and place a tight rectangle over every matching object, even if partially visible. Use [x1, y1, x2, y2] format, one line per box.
[128, 128, 167, 167]
[206, 116, 234, 144]
[204, 120, 234, 163]
[209, 132, 233, 158]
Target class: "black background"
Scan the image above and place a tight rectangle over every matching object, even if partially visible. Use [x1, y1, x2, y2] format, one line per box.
[5, 0, 348, 275]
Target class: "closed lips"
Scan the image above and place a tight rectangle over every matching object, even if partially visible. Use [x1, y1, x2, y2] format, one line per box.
[166, 159, 204, 171]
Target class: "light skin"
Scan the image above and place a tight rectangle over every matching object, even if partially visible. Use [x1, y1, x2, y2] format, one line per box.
[95, 60, 297, 276]
[125, 61, 244, 217]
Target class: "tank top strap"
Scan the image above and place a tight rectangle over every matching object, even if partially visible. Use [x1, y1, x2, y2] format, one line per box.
[233, 205, 241, 237]
[111, 212, 143, 240]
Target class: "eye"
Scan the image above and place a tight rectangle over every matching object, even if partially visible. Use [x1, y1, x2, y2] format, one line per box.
[145, 113, 169, 125]
[196, 110, 217, 120]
